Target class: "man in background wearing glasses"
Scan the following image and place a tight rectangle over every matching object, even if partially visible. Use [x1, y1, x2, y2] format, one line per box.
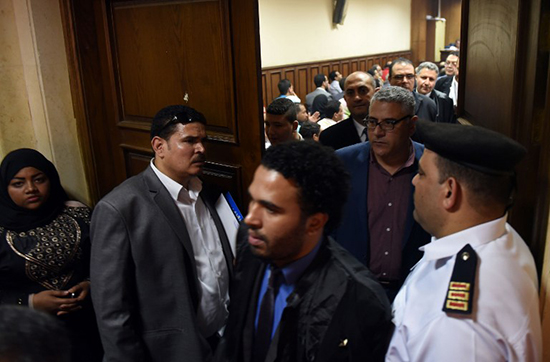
[91, 105, 233, 362]
[389, 57, 437, 125]
[332, 87, 431, 301]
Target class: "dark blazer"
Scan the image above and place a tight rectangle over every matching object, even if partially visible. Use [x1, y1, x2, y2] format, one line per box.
[334, 141, 431, 294]
[90, 166, 233, 362]
[435, 75, 453, 95]
[413, 92, 437, 122]
[428, 89, 457, 123]
[319, 117, 362, 150]
[217, 227, 393, 362]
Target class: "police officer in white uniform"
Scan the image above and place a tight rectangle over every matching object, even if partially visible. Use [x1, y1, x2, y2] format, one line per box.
[386, 120, 542, 361]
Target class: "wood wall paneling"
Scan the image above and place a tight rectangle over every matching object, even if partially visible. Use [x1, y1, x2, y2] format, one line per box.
[261, 50, 412, 106]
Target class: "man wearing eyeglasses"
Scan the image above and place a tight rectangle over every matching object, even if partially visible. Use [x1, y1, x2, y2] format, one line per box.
[333, 86, 431, 301]
[90, 105, 233, 362]
[389, 57, 437, 124]
[435, 53, 460, 107]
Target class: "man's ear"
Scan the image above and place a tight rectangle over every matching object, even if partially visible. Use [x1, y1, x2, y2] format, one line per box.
[151, 136, 165, 158]
[306, 212, 329, 235]
[292, 120, 299, 132]
[442, 176, 459, 210]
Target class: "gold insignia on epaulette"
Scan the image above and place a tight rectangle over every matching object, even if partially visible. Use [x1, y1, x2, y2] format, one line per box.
[449, 282, 470, 291]
[446, 299, 468, 311]
[442, 244, 477, 315]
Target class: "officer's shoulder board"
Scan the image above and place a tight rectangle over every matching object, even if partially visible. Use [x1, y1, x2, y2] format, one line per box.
[442, 244, 478, 315]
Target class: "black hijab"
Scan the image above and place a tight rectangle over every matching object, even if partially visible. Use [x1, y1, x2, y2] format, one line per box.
[0, 149, 68, 232]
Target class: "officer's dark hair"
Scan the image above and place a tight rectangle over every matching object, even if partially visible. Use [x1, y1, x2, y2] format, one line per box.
[329, 71, 339, 82]
[435, 155, 515, 211]
[261, 141, 350, 233]
[0, 306, 71, 362]
[150, 105, 206, 141]
[266, 98, 296, 124]
[389, 57, 414, 78]
[314, 74, 327, 87]
[299, 121, 321, 140]
[278, 79, 292, 95]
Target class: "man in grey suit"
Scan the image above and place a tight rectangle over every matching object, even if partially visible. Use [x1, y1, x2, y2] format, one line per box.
[415, 61, 457, 124]
[90, 105, 233, 362]
[305, 73, 332, 110]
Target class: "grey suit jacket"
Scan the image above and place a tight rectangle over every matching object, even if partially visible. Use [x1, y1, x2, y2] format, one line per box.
[91, 166, 233, 362]
[305, 88, 332, 110]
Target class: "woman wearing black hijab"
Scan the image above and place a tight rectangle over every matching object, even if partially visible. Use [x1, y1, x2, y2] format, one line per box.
[0, 148, 102, 361]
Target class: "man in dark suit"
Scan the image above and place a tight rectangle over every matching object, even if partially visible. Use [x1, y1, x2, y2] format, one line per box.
[435, 52, 459, 97]
[217, 141, 392, 362]
[388, 57, 437, 123]
[90, 105, 233, 362]
[416, 61, 457, 123]
[334, 86, 431, 301]
[319, 71, 376, 150]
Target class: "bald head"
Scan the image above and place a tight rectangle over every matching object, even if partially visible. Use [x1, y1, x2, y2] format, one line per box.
[344, 72, 376, 120]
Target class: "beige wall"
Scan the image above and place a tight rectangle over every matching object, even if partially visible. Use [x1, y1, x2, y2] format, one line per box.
[0, 0, 90, 204]
[259, 0, 411, 67]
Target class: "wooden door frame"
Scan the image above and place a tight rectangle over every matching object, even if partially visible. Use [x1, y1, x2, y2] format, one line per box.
[457, 0, 550, 273]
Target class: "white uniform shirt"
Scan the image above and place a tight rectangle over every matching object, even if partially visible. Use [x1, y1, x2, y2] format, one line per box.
[386, 215, 542, 362]
[151, 161, 229, 338]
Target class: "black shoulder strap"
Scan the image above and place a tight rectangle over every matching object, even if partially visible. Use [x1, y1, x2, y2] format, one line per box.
[442, 244, 478, 315]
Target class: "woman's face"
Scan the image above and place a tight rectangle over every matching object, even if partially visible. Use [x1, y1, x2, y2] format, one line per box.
[8, 167, 50, 210]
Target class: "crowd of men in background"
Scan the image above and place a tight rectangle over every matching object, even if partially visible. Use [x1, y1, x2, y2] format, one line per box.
[267, 53, 461, 149]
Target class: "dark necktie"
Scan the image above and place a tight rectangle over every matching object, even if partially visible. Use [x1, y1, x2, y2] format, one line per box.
[253, 266, 283, 362]
[362, 127, 368, 142]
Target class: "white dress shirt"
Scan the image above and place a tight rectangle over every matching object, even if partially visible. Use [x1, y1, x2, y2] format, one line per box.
[449, 76, 459, 107]
[151, 161, 229, 338]
[386, 215, 542, 362]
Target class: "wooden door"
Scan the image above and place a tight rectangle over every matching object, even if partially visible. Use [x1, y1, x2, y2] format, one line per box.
[62, 0, 264, 209]
[457, 0, 549, 272]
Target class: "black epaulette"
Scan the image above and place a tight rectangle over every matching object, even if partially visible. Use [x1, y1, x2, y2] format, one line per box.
[442, 244, 478, 315]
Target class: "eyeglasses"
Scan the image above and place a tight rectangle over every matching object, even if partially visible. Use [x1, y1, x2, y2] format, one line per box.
[159, 112, 194, 132]
[364, 115, 412, 131]
[392, 74, 415, 81]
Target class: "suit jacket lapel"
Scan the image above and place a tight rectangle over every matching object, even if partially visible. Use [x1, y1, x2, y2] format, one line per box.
[344, 118, 361, 144]
[414, 92, 422, 115]
[200, 186, 234, 277]
[143, 167, 199, 283]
